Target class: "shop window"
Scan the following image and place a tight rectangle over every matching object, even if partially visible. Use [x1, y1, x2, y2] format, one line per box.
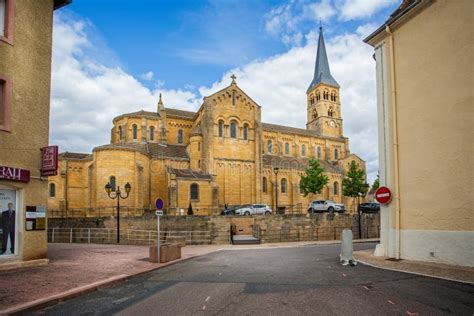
[149, 126, 155, 141]
[243, 123, 249, 140]
[178, 129, 183, 144]
[218, 120, 224, 138]
[0, 188, 17, 256]
[109, 176, 116, 192]
[190, 183, 199, 200]
[49, 183, 56, 198]
[132, 124, 138, 140]
[285, 143, 290, 156]
[262, 177, 267, 193]
[230, 121, 237, 138]
[281, 178, 287, 194]
[333, 182, 339, 195]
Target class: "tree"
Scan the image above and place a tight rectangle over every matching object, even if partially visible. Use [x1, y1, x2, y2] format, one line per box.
[187, 202, 194, 215]
[300, 159, 329, 197]
[342, 161, 368, 238]
[369, 173, 380, 194]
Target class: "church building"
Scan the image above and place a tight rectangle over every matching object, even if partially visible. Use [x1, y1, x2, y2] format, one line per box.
[48, 27, 366, 215]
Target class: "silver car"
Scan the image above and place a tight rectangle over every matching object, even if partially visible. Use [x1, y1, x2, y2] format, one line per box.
[235, 204, 272, 216]
[308, 200, 345, 213]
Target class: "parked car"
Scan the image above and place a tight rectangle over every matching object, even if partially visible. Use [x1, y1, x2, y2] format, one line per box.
[358, 202, 380, 213]
[235, 204, 272, 216]
[220, 208, 235, 216]
[308, 200, 345, 213]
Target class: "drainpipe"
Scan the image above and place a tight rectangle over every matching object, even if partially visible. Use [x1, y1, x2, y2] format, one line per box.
[386, 25, 401, 259]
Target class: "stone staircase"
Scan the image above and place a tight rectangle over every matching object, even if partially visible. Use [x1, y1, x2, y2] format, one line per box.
[233, 235, 260, 245]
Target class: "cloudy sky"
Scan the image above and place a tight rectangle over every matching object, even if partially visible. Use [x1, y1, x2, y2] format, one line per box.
[50, 0, 400, 183]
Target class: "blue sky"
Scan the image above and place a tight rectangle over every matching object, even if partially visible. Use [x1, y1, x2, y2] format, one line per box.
[50, 0, 401, 183]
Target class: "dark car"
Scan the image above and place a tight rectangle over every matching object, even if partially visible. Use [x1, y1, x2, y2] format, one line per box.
[358, 202, 380, 213]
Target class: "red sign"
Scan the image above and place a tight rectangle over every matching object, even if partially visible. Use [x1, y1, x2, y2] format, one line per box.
[0, 165, 30, 182]
[41, 146, 58, 177]
[375, 186, 392, 204]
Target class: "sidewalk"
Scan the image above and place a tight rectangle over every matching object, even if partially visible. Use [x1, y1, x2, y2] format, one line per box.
[354, 249, 474, 284]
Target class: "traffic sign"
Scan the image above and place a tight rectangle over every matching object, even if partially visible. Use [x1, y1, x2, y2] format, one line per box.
[155, 210, 164, 216]
[375, 186, 392, 204]
[155, 198, 164, 210]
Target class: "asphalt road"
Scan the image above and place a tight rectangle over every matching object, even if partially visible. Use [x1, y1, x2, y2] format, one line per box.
[35, 243, 474, 315]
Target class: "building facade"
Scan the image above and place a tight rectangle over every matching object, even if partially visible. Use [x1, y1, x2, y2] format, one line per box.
[0, 0, 70, 265]
[49, 27, 366, 216]
[365, 0, 473, 266]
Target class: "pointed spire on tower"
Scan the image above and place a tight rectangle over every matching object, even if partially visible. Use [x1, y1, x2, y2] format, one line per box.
[307, 26, 339, 93]
[157, 93, 164, 112]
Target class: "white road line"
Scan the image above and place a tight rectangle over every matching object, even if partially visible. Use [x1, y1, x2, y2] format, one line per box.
[205, 296, 210, 302]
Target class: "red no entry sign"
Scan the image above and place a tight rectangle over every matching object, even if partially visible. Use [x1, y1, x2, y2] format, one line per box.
[375, 186, 392, 204]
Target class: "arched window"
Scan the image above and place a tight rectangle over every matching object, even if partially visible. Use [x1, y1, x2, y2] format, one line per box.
[299, 181, 304, 194]
[178, 129, 183, 144]
[331, 91, 337, 102]
[323, 90, 329, 100]
[285, 143, 290, 156]
[316, 91, 320, 101]
[301, 145, 306, 157]
[118, 126, 123, 140]
[281, 178, 287, 194]
[333, 182, 339, 195]
[312, 110, 318, 119]
[262, 177, 267, 193]
[132, 124, 138, 140]
[109, 176, 116, 192]
[190, 183, 199, 200]
[230, 121, 237, 138]
[317, 146, 321, 159]
[310, 95, 314, 104]
[218, 120, 224, 138]
[267, 140, 273, 154]
[149, 126, 155, 141]
[243, 123, 249, 140]
[49, 183, 56, 198]
[232, 91, 236, 106]
[334, 148, 339, 160]
[328, 107, 334, 117]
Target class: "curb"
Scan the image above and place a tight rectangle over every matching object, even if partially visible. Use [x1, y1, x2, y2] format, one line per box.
[0, 254, 204, 316]
[355, 257, 474, 285]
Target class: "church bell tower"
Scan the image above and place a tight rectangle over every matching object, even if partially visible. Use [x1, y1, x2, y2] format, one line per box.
[306, 27, 343, 138]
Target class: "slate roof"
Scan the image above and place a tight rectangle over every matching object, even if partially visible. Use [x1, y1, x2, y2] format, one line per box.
[59, 152, 92, 160]
[165, 108, 196, 119]
[307, 27, 339, 92]
[262, 122, 346, 141]
[167, 167, 213, 180]
[93, 143, 189, 160]
[113, 110, 160, 122]
[262, 154, 342, 174]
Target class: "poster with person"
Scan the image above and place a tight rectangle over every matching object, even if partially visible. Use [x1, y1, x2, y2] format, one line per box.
[0, 189, 16, 256]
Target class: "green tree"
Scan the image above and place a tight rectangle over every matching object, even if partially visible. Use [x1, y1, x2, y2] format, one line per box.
[187, 202, 194, 215]
[369, 173, 380, 194]
[342, 161, 368, 199]
[300, 159, 329, 197]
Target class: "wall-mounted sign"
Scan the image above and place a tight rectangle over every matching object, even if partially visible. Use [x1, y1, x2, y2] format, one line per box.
[155, 198, 164, 210]
[375, 186, 392, 204]
[25, 206, 46, 231]
[41, 146, 58, 177]
[0, 165, 30, 183]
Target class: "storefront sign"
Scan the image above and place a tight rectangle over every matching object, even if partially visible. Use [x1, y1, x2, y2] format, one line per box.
[0, 165, 30, 183]
[41, 146, 58, 177]
[25, 206, 46, 231]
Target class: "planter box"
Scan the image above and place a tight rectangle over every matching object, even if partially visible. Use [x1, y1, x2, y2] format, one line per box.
[149, 243, 181, 263]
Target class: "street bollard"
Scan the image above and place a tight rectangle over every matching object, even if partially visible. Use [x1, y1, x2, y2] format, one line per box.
[340, 229, 357, 266]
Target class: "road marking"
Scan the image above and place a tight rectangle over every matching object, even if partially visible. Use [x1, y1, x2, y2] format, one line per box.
[219, 272, 222, 275]
[205, 296, 211, 302]
[203, 305, 206, 310]
[406, 311, 418, 316]
[363, 286, 370, 290]
[342, 273, 347, 277]
[387, 300, 395, 305]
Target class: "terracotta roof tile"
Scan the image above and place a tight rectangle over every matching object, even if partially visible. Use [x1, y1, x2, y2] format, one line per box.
[59, 152, 92, 160]
[147, 143, 189, 160]
[167, 167, 212, 180]
[165, 108, 196, 119]
[262, 154, 342, 173]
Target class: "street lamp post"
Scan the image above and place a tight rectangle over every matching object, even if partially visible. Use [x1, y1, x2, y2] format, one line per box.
[273, 167, 279, 214]
[105, 182, 131, 244]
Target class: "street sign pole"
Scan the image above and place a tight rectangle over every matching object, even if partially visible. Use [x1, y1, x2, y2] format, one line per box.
[157, 213, 160, 263]
[155, 198, 164, 264]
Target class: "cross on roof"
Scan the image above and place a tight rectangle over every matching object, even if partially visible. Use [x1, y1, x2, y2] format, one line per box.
[230, 74, 237, 84]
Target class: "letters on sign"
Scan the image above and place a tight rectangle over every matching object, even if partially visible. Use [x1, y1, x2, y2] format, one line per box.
[0, 165, 30, 183]
[41, 146, 58, 176]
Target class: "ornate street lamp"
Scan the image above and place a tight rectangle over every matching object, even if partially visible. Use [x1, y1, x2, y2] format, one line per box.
[105, 181, 131, 243]
[273, 167, 279, 214]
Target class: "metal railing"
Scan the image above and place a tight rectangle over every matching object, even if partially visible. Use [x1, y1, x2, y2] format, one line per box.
[47, 228, 217, 245]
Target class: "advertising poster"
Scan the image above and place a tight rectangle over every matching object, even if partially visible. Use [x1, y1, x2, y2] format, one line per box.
[0, 189, 16, 256]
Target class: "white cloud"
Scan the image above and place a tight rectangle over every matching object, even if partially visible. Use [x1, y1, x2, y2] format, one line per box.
[335, 0, 398, 21]
[51, 12, 379, 183]
[50, 13, 200, 153]
[141, 71, 154, 81]
[264, 0, 336, 46]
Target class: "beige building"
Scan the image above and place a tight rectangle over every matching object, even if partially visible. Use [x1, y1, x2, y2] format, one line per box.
[48, 27, 366, 216]
[365, 0, 473, 266]
[0, 0, 70, 266]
